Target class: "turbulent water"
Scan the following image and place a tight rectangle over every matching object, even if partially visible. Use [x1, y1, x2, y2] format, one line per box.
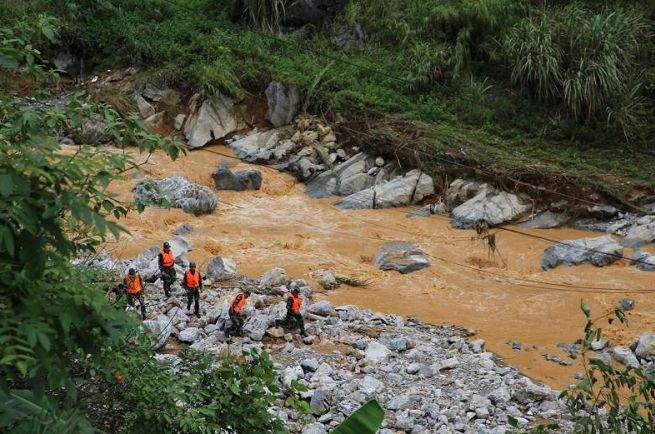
[106, 144, 655, 389]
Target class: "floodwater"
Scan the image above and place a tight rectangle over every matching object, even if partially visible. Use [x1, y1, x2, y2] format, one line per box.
[105, 145, 655, 389]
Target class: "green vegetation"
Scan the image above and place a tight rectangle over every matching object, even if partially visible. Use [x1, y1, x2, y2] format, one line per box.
[0, 16, 285, 433]
[560, 303, 655, 433]
[3, 0, 653, 198]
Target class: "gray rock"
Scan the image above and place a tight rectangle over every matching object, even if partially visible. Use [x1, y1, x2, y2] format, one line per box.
[611, 346, 639, 368]
[301, 422, 327, 434]
[53, 50, 80, 76]
[259, 267, 288, 287]
[364, 341, 391, 365]
[211, 165, 262, 191]
[438, 357, 459, 370]
[386, 394, 417, 411]
[445, 179, 491, 210]
[406, 202, 446, 218]
[590, 351, 613, 367]
[375, 242, 431, 274]
[135, 94, 155, 118]
[470, 339, 486, 353]
[244, 313, 271, 341]
[387, 337, 408, 352]
[618, 298, 635, 311]
[635, 333, 655, 361]
[308, 301, 336, 317]
[358, 375, 384, 396]
[335, 170, 434, 210]
[230, 129, 279, 161]
[205, 256, 236, 281]
[634, 251, 655, 271]
[174, 114, 186, 130]
[184, 94, 240, 149]
[305, 153, 373, 198]
[590, 339, 608, 351]
[178, 327, 202, 343]
[142, 314, 173, 350]
[512, 378, 553, 404]
[133, 176, 218, 215]
[301, 358, 320, 372]
[406, 363, 421, 374]
[488, 386, 511, 405]
[266, 81, 299, 127]
[622, 217, 655, 248]
[310, 389, 329, 415]
[310, 269, 339, 290]
[281, 365, 304, 387]
[587, 204, 620, 219]
[541, 235, 624, 270]
[451, 190, 529, 229]
[518, 210, 568, 229]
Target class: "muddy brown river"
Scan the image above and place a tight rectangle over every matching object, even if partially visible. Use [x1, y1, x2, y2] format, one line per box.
[105, 145, 655, 389]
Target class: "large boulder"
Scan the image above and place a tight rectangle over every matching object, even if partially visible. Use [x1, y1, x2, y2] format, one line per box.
[518, 210, 568, 229]
[451, 190, 529, 229]
[622, 216, 655, 248]
[142, 314, 173, 350]
[375, 242, 431, 274]
[305, 153, 374, 198]
[211, 165, 262, 191]
[445, 179, 491, 211]
[541, 235, 624, 270]
[334, 170, 434, 209]
[133, 176, 218, 215]
[266, 81, 299, 127]
[205, 256, 236, 281]
[611, 346, 639, 368]
[374, 170, 434, 208]
[178, 327, 203, 343]
[184, 94, 240, 149]
[260, 267, 288, 287]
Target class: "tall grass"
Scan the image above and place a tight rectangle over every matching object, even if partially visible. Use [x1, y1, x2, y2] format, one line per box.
[230, 0, 287, 32]
[504, 4, 649, 133]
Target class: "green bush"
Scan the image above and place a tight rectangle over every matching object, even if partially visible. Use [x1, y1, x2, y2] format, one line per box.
[560, 301, 655, 433]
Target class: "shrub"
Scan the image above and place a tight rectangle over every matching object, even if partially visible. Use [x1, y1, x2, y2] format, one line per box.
[560, 301, 655, 433]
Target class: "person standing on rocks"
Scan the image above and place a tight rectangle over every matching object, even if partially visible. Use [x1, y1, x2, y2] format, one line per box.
[225, 289, 250, 338]
[182, 262, 202, 316]
[276, 287, 306, 337]
[124, 268, 146, 320]
[158, 241, 176, 297]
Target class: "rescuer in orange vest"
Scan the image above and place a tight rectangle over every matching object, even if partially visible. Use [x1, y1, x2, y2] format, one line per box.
[182, 262, 203, 316]
[158, 241, 176, 297]
[276, 287, 306, 337]
[124, 268, 146, 320]
[225, 289, 250, 338]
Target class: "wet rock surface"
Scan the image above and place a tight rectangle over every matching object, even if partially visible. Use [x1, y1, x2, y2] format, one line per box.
[133, 175, 218, 215]
[184, 94, 241, 149]
[541, 235, 624, 270]
[375, 242, 431, 274]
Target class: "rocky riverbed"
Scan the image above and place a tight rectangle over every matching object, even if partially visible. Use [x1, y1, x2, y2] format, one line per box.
[90, 242, 575, 433]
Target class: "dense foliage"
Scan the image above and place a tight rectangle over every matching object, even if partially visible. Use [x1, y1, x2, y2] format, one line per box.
[0, 15, 284, 433]
[2, 0, 653, 196]
[560, 303, 655, 433]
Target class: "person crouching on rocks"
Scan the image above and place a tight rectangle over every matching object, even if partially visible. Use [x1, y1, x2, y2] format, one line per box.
[276, 287, 306, 337]
[225, 290, 250, 338]
[182, 262, 202, 316]
[158, 241, 176, 297]
[124, 268, 146, 320]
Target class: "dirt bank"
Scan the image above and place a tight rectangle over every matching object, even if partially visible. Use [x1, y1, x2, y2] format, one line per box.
[105, 144, 655, 390]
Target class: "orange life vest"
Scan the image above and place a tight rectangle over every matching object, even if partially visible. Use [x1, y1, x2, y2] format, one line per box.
[185, 270, 200, 288]
[125, 274, 142, 295]
[230, 294, 247, 315]
[161, 249, 174, 267]
[290, 293, 301, 314]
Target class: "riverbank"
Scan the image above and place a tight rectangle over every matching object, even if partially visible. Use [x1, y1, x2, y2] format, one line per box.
[104, 145, 655, 390]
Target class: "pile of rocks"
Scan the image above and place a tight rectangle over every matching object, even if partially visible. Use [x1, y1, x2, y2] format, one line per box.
[99, 241, 574, 433]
